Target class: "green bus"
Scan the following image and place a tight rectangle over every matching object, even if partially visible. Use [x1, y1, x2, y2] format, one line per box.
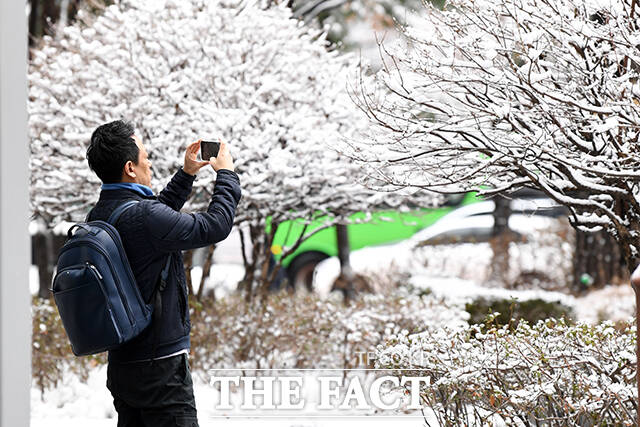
[270, 192, 480, 289]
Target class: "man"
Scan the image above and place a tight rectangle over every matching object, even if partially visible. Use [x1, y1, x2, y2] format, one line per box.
[85, 120, 241, 426]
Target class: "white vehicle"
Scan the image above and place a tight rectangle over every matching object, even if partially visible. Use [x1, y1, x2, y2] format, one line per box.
[313, 198, 563, 298]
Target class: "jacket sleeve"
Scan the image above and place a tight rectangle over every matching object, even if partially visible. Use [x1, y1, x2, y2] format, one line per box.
[156, 168, 196, 211]
[145, 169, 241, 252]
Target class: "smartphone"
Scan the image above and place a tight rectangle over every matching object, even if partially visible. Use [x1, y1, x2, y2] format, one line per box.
[200, 140, 221, 160]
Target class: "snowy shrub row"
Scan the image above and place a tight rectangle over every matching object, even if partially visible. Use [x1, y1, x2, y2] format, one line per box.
[32, 288, 468, 393]
[356, 256, 576, 328]
[375, 317, 637, 426]
[188, 288, 468, 375]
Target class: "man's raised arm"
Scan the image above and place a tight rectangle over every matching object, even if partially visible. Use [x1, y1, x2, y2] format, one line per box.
[146, 140, 241, 251]
[156, 140, 212, 211]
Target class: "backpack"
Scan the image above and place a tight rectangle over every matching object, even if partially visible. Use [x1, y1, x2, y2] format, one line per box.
[51, 200, 170, 356]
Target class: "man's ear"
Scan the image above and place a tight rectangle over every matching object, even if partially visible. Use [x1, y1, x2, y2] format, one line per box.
[123, 160, 137, 179]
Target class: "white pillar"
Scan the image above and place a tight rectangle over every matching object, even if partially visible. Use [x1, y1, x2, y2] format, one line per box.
[0, 0, 31, 426]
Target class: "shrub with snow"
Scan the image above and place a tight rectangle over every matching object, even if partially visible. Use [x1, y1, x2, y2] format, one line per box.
[376, 317, 637, 425]
[189, 287, 468, 373]
[32, 287, 469, 393]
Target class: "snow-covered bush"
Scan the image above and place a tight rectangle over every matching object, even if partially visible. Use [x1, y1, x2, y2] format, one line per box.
[29, 0, 439, 294]
[31, 288, 468, 393]
[189, 287, 468, 374]
[376, 318, 637, 426]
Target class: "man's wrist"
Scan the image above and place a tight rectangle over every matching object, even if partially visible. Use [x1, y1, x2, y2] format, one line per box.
[181, 167, 197, 177]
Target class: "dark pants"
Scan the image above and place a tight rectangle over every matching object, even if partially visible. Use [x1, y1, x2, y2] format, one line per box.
[107, 353, 199, 427]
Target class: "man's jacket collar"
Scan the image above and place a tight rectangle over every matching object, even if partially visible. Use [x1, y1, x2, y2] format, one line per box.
[97, 187, 157, 201]
[101, 182, 154, 197]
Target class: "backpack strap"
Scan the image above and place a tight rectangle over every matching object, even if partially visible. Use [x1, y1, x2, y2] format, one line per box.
[75, 200, 137, 238]
[107, 200, 139, 225]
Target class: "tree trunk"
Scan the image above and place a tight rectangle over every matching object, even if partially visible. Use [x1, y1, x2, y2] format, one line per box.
[241, 224, 263, 303]
[28, 0, 41, 46]
[197, 245, 216, 301]
[43, 0, 59, 36]
[334, 224, 355, 300]
[336, 224, 352, 276]
[33, 232, 54, 299]
[572, 229, 626, 292]
[489, 195, 512, 286]
[183, 249, 194, 296]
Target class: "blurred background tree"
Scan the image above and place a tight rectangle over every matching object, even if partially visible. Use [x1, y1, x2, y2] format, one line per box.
[288, 0, 444, 69]
[27, 0, 112, 46]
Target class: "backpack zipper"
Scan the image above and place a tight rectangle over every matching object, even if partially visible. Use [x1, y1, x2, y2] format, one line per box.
[85, 263, 123, 343]
[87, 263, 103, 279]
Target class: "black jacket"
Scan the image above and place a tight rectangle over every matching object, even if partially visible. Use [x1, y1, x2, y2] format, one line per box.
[87, 168, 241, 362]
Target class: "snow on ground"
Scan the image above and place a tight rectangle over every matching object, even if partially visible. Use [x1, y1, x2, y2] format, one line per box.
[573, 284, 635, 324]
[191, 263, 245, 299]
[31, 365, 437, 426]
[31, 365, 115, 421]
[409, 275, 577, 309]
[313, 236, 633, 325]
[410, 275, 636, 326]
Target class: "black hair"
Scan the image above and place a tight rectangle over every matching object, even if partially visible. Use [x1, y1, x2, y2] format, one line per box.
[86, 120, 139, 183]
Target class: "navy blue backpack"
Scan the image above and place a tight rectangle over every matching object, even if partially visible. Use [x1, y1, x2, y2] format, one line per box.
[52, 201, 169, 356]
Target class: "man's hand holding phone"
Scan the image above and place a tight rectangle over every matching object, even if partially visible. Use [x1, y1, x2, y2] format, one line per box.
[207, 139, 234, 172]
[183, 138, 235, 176]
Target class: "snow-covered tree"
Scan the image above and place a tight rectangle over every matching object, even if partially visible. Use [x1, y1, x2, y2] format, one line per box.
[339, 0, 640, 274]
[290, 0, 430, 54]
[28, 0, 437, 295]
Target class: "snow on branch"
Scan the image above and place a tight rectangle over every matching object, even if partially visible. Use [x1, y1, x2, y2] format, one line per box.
[336, 0, 640, 268]
[29, 0, 441, 229]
